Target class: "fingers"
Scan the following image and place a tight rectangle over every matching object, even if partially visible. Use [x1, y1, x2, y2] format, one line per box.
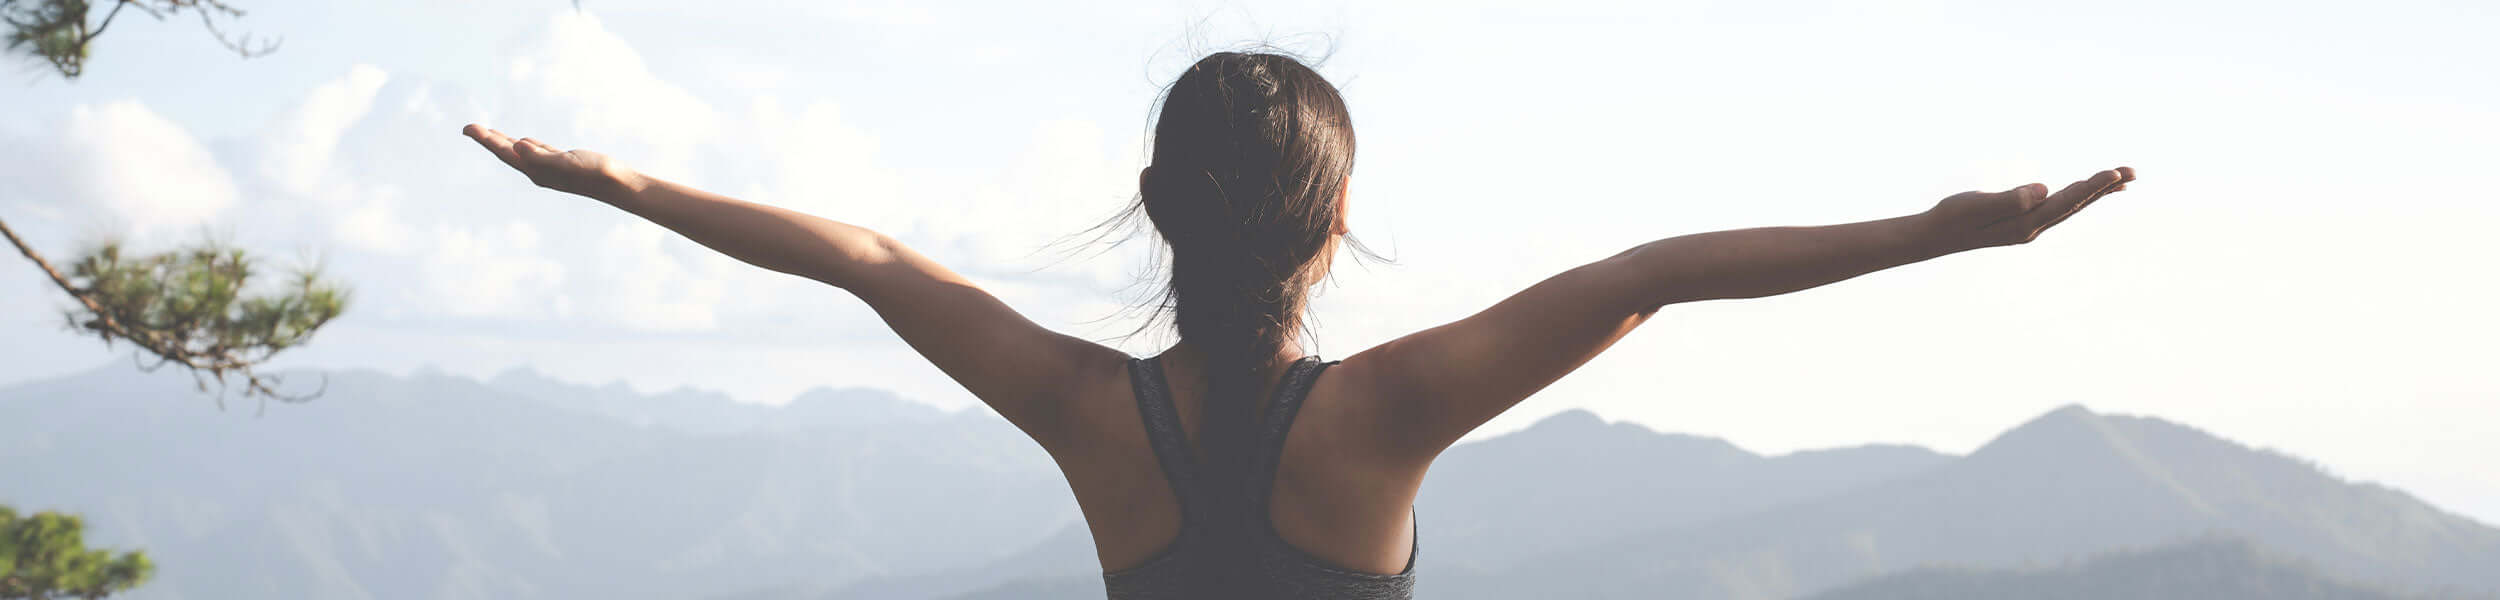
[2015, 183, 2049, 212]
[2046, 169, 2121, 210]
[462, 124, 525, 170]
[459, 124, 575, 170]
[2032, 166, 2136, 235]
[2068, 165, 2135, 212]
[2101, 166, 2136, 195]
[514, 137, 572, 169]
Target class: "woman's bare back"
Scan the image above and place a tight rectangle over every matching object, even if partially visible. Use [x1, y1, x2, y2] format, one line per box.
[1049, 346, 1421, 577]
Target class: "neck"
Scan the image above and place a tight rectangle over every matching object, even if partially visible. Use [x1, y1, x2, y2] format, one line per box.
[1158, 336, 1307, 385]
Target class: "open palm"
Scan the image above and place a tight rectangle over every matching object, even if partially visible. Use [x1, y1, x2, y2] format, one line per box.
[461, 124, 638, 198]
[1928, 166, 2137, 249]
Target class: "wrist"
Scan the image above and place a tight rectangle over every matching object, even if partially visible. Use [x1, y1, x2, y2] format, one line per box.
[592, 166, 652, 207]
[1900, 210, 1972, 258]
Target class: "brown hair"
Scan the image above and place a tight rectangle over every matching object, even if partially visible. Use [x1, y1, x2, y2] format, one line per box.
[1118, 50, 1365, 513]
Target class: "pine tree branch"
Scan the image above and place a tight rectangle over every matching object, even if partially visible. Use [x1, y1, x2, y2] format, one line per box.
[0, 215, 113, 326]
[3, 215, 335, 408]
[84, 0, 128, 41]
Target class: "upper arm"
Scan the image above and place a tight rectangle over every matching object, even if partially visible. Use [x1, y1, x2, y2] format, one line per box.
[828, 235, 1122, 444]
[1337, 248, 1664, 463]
[585, 176, 1119, 445]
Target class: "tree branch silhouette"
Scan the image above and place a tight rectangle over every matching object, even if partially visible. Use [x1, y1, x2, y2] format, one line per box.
[1, 216, 346, 412]
[2, 0, 277, 79]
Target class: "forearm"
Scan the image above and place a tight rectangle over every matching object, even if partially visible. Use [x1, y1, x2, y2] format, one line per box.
[593, 173, 895, 288]
[1625, 212, 1958, 308]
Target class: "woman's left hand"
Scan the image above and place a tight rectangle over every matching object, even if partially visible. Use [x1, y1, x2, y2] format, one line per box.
[462, 124, 643, 200]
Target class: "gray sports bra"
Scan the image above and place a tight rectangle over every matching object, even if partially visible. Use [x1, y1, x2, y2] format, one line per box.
[1101, 355, 1418, 600]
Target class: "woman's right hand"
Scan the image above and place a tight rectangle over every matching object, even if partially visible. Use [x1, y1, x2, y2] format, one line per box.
[1924, 166, 2137, 252]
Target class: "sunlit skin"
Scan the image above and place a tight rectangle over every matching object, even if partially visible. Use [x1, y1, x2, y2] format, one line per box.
[464, 123, 2134, 576]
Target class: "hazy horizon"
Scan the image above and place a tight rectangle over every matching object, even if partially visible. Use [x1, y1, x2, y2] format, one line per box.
[4, 0, 2494, 535]
[7, 363, 2492, 599]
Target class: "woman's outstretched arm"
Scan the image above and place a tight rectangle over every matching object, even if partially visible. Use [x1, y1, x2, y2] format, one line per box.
[1330, 168, 2137, 466]
[460, 125, 1118, 439]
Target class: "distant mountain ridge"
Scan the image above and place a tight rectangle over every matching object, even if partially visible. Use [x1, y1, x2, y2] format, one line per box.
[5, 364, 2494, 599]
[1431, 404, 2500, 599]
[486, 367, 949, 435]
[1, 364, 1070, 600]
[1417, 408, 1952, 572]
[785, 410, 1953, 600]
[1803, 536, 2416, 600]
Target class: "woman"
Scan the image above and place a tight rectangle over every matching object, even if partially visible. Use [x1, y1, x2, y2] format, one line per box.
[463, 51, 2133, 599]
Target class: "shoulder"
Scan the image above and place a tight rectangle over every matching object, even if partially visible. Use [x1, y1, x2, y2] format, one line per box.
[1020, 343, 1143, 452]
[1292, 353, 1437, 469]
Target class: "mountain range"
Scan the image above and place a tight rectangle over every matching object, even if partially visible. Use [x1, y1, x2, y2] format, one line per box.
[1425, 404, 2500, 599]
[3, 364, 2493, 599]
[1803, 536, 2415, 600]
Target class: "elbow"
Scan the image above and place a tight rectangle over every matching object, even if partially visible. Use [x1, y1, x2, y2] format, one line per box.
[1582, 247, 1691, 315]
[1612, 243, 1709, 309]
[808, 231, 906, 289]
[858, 231, 907, 264]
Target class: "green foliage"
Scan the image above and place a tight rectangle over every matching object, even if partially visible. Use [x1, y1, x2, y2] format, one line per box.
[0, 0, 90, 77]
[0, 505, 153, 600]
[1, 0, 275, 80]
[4, 214, 351, 407]
[62, 239, 349, 405]
[70, 240, 346, 359]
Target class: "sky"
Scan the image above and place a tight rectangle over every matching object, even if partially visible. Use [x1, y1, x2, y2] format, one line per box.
[2, 0, 2495, 524]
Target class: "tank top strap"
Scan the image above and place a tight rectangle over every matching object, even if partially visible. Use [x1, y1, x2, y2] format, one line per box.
[1246, 356, 1332, 515]
[1108, 354, 1418, 599]
[1127, 356, 1207, 534]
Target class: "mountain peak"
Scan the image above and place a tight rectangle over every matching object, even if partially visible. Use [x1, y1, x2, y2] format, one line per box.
[1489, 408, 1752, 463]
[784, 386, 946, 426]
[1532, 408, 1609, 432]
[1968, 404, 2111, 458]
[2040, 403, 2100, 422]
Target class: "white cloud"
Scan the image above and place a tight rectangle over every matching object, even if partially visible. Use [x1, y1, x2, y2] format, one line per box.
[417, 11, 1133, 340]
[831, 1, 946, 26]
[400, 83, 453, 125]
[711, 62, 795, 93]
[920, 119, 1146, 296]
[742, 97, 906, 230]
[244, 64, 414, 258]
[421, 222, 568, 319]
[506, 11, 719, 181]
[264, 65, 391, 197]
[335, 185, 417, 254]
[60, 101, 240, 236]
[588, 221, 725, 332]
